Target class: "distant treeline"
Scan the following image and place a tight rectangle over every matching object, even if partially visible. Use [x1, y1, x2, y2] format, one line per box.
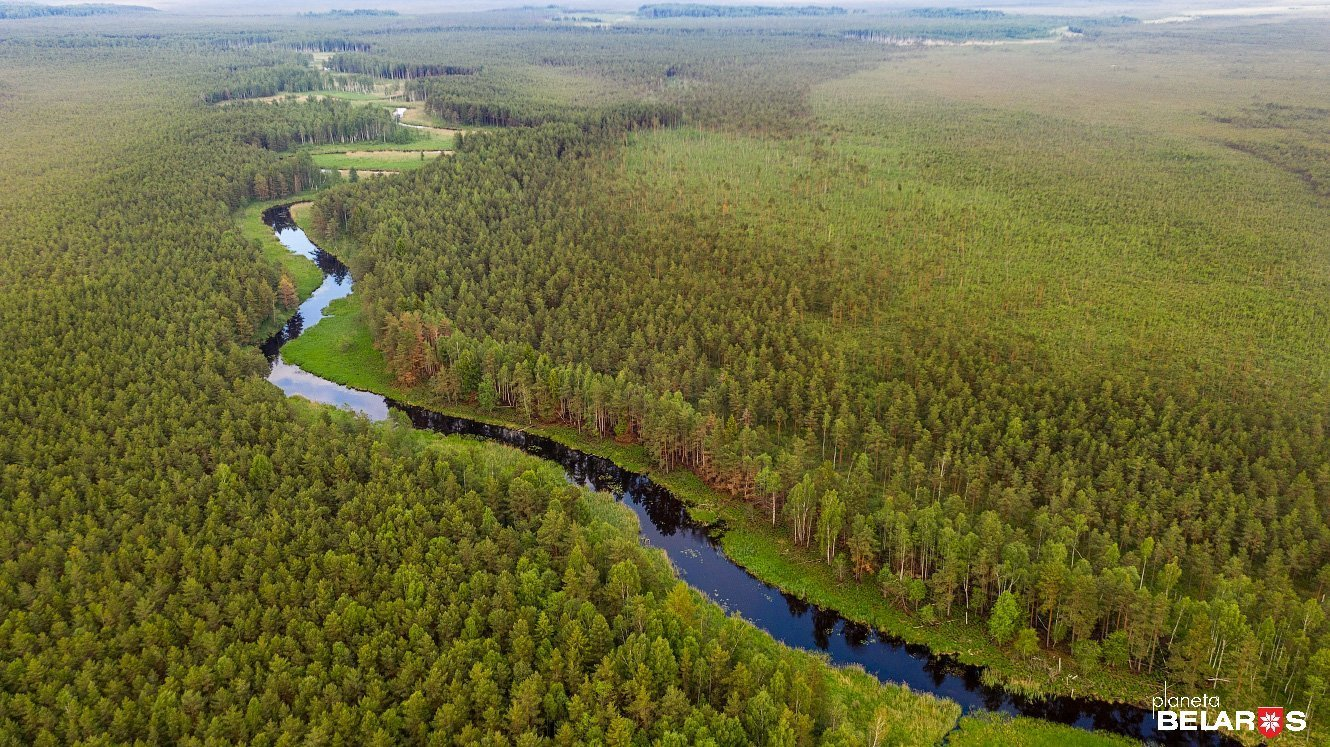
[425, 95, 570, 128]
[326, 52, 478, 79]
[906, 7, 1006, 18]
[202, 64, 375, 104]
[206, 34, 279, 49]
[411, 68, 680, 129]
[0, 2, 155, 18]
[247, 150, 330, 201]
[638, 3, 846, 18]
[204, 64, 319, 104]
[9, 33, 163, 48]
[302, 8, 398, 17]
[292, 37, 372, 53]
[845, 24, 1050, 42]
[429, 93, 680, 130]
[215, 98, 413, 151]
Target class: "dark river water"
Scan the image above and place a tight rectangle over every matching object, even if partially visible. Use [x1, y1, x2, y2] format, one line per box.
[258, 204, 1235, 747]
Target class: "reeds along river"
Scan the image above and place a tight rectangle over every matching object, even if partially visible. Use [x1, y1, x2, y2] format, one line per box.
[258, 204, 1237, 747]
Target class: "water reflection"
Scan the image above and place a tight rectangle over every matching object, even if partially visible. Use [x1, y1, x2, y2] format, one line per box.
[269, 359, 389, 420]
[260, 205, 384, 420]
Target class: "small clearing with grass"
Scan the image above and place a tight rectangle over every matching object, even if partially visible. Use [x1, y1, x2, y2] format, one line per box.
[312, 150, 441, 171]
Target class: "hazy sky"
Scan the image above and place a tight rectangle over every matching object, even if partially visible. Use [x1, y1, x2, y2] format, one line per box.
[31, 0, 1330, 20]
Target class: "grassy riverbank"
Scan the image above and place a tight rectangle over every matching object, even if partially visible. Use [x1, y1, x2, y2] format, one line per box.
[951, 715, 1139, 747]
[719, 519, 1158, 704]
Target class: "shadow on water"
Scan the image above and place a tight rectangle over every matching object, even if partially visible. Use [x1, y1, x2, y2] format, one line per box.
[259, 204, 1237, 747]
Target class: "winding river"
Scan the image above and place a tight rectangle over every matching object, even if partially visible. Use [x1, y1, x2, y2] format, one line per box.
[259, 204, 1234, 747]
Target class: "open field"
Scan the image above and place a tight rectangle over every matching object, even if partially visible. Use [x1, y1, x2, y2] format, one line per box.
[300, 122, 457, 173]
[219, 90, 388, 105]
[341, 149, 445, 158]
[401, 122, 461, 137]
[311, 150, 440, 171]
[329, 168, 398, 178]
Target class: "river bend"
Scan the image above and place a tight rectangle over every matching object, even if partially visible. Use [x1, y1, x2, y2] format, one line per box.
[258, 204, 1232, 747]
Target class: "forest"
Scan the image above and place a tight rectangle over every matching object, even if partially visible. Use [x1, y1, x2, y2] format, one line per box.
[2, 4, 1329, 746]
[300, 8, 1330, 741]
[325, 52, 479, 80]
[0, 9, 997, 747]
[311, 119, 1330, 718]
